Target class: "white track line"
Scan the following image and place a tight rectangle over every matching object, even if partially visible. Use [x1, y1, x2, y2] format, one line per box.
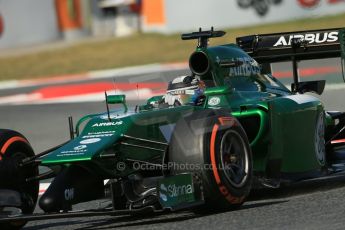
[0, 63, 188, 90]
[39, 183, 50, 195]
[0, 89, 160, 105]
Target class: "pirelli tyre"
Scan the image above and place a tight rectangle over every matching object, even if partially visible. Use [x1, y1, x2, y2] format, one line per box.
[169, 110, 253, 211]
[0, 129, 39, 230]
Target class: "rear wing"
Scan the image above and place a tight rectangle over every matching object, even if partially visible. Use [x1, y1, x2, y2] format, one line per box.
[236, 28, 345, 90]
[236, 28, 345, 63]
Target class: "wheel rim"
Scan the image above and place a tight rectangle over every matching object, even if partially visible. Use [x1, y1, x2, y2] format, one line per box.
[220, 130, 249, 188]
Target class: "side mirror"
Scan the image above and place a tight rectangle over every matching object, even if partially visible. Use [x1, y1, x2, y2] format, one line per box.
[291, 80, 325, 95]
[107, 94, 126, 104]
[105, 93, 128, 114]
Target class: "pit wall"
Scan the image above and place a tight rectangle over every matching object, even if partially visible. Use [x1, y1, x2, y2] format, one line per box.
[1, 0, 345, 49]
[0, 0, 60, 49]
[0, 0, 88, 49]
[142, 0, 345, 33]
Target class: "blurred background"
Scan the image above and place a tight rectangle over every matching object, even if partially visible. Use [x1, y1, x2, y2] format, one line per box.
[0, 0, 344, 80]
[1, 0, 345, 49]
[0, 0, 344, 152]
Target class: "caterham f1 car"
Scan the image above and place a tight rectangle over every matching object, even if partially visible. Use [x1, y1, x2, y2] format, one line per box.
[1, 27, 345, 229]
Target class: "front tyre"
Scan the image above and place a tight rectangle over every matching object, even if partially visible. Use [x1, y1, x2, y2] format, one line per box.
[0, 129, 38, 230]
[169, 110, 253, 211]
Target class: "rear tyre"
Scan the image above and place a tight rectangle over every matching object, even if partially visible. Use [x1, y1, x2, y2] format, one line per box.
[169, 110, 253, 211]
[0, 129, 38, 230]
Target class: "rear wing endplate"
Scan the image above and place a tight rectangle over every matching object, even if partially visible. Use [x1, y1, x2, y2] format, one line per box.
[236, 28, 345, 63]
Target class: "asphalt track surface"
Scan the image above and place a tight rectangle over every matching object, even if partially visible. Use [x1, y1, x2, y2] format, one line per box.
[1, 59, 345, 229]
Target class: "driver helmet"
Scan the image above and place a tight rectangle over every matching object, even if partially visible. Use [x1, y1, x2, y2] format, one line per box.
[164, 75, 205, 106]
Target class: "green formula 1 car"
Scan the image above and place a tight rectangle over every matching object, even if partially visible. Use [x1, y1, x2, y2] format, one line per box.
[1, 27, 345, 229]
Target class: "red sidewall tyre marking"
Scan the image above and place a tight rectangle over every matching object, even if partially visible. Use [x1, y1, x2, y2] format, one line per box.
[210, 124, 221, 184]
[209, 123, 244, 204]
[0, 136, 29, 156]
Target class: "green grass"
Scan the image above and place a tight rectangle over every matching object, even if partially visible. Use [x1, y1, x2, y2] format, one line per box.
[0, 13, 344, 81]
